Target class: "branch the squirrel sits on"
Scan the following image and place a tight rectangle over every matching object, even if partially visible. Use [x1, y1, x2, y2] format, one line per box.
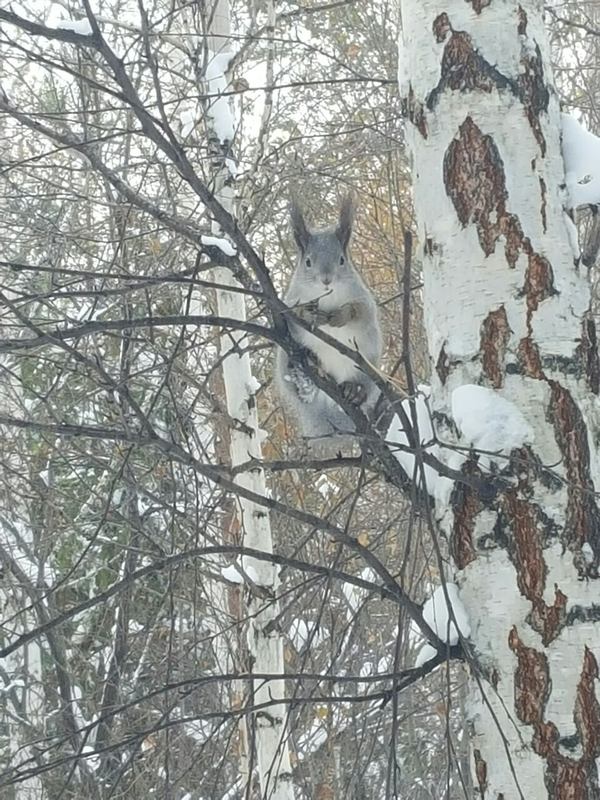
[275, 196, 383, 443]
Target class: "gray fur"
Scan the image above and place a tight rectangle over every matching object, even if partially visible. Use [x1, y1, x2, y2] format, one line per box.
[275, 198, 383, 444]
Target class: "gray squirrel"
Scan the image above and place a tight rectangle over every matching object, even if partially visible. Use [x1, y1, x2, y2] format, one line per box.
[275, 196, 383, 441]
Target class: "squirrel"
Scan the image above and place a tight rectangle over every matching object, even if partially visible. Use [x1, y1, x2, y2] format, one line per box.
[275, 196, 383, 442]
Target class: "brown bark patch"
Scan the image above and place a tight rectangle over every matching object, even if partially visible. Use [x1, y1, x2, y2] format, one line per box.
[509, 627, 550, 724]
[576, 316, 600, 395]
[428, 15, 548, 155]
[517, 5, 528, 35]
[522, 253, 556, 314]
[473, 749, 488, 797]
[444, 117, 516, 263]
[401, 85, 428, 139]
[510, 636, 600, 796]
[503, 492, 546, 599]
[517, 336, 544, 379]
[466, 0, 492, 14]
[444, 117, 555, 288]
[539, 176, 547, 232]
[428, 27, 512, 108]
[436, 344, 450, 385]
[503, 493, 567, 643]
[517, 43, 549, 157]
[529, 586, 567, 646]
[546, 759, 588, 800]
[547, 381, 600, 568]
[575, 647, 600, 759]
[451, 463, 481, 568]
[532, 720, 559, 758]
[480, 306, 510, 388]
[432, 12, 451, 43]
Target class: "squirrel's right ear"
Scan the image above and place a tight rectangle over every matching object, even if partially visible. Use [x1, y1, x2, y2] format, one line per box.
[336, 195, 355, 251]
[290, 200, 310, 253]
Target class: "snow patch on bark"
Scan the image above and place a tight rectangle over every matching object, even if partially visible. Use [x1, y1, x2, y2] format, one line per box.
[452, 384, 534, 469]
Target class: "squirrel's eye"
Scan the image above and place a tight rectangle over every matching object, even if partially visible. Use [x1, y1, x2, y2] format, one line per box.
[305, 257, 312, 268]
[340, 256, 345, 265]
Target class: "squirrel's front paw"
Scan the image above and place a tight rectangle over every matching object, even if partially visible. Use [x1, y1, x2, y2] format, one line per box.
[339, 381, 367, 405]
[296, 300, 319, 321]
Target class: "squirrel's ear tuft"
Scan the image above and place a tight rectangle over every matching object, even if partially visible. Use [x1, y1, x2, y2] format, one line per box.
[336, 195, 355, 250]
[290, 199, 310, 253]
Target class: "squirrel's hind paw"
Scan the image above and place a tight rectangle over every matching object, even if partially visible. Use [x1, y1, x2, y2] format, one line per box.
[285, 365, 318, 403]
[339, 381, 368, 405]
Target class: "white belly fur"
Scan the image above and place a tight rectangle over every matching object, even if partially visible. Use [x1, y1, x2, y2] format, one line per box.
[296, 320, 367, 384]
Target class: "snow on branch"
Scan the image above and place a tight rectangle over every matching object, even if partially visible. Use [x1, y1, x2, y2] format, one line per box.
[414, 583, 471, 668]
[201, 234, 237, 257]
[561, 113, 600, 208]
[56, 18, 93, 36]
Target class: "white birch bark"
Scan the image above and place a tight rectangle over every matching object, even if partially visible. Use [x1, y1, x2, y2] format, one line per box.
[201, 4, 296, 798]
[398, 2, 600, 797]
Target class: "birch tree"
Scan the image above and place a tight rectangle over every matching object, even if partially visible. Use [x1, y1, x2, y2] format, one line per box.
[398, 1, 600, 797]
[200, 1, 296, 797]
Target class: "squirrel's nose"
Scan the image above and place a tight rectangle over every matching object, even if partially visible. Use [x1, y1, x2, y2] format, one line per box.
[322, 276, 331, 286]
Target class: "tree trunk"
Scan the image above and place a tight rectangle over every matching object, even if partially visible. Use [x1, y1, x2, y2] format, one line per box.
[203, 3, 296, 798]
[398, 2, 600, 797]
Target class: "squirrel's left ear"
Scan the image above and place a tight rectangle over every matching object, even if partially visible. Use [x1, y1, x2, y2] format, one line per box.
[335, 195, 355, 250]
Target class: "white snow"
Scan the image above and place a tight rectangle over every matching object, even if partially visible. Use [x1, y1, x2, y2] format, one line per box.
[201, 234, 237, 257]
[561, 113, 600, 208]
[57, 18, 93, 35]
[296, 721, 328, 759]
[289, 618, 309, 650]
[81, 745, 100, 771]
[386, 385, 463, 511]
[414, 583, 471, 667]
[221, 564, 243, 583]
[241, 558, 261, 584]
[451, 384, 534, 470]
[342, 568, 376, 615]
[0, 679, 25, 693]
[386, 386, 434, 474]
[581, 542, 594, 564]
[245, 376, 261, 395]
[180, 107, 196, 138]
[225, 157, 238, 177]
[414, 643, 437, 668]
[205, 51, 236, 143]
[423, 583, 471, 644]
[221, 560, 260, 584]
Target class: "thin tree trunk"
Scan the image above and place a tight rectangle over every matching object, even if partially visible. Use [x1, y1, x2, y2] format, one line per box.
[203, 3, 296, 798]
[398, 1, 600, 797]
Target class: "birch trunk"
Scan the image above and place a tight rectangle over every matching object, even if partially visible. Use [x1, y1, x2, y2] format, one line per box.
[398, 2, 600, 797]
[202, 3, 296, 798]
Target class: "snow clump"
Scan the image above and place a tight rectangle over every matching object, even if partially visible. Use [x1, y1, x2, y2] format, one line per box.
[561, 113, 600, 209]
[451, 384, 533, 471]
[415, 583, 471, 668]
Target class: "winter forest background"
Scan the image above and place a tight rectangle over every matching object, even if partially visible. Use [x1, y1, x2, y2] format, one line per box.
[1, 1, 599, 798]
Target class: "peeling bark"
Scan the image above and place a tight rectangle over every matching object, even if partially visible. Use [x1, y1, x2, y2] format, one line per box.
[451, 462, 481, 568]
[481, 306, 510, 388]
